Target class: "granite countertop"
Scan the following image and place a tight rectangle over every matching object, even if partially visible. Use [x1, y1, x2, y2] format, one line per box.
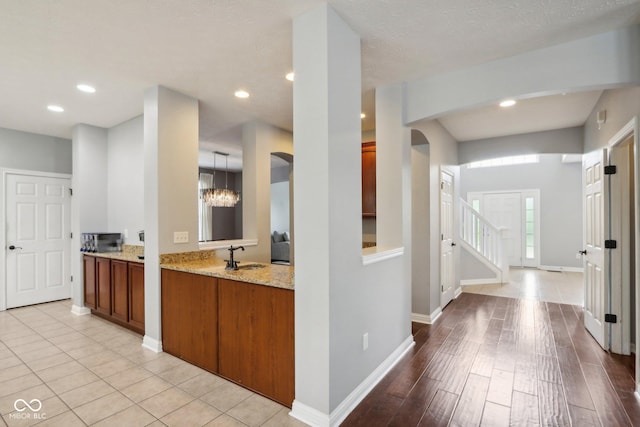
[83, 251, 145, 263]
[160, 258, 294, 290]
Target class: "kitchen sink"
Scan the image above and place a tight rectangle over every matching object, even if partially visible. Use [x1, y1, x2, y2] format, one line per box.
[237, 263, 266, 270]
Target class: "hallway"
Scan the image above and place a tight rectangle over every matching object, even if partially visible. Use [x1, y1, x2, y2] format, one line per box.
[343, 293, 639, 426]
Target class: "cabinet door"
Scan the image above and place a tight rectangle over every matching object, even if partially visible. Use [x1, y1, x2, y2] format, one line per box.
[128, 262, 145, 332]
[83, 256, 96, 309]
[218, 279, 294, 406]
[362, 141, 376, 217]
[161, 269, 218, 373]
[111, 260, 128, 322]
[95, 257, 111, 315]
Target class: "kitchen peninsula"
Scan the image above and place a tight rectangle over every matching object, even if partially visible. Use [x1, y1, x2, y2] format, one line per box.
[160, 253, 294, 407]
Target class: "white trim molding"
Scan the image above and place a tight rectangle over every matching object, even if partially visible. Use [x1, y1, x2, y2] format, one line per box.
[538, 265, 584, 273]
[362, 247, 404, 266]
[290, 335, 415, 427]
[142, 335, 163, 353]
[454, 287, 462, 299]
[412, 306, 442, 324]
[460, 278, 502, 286]
[71, 305, 90, 316]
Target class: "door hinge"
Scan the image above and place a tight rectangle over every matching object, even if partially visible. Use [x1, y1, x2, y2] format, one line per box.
[69, 188, 73, 196]
[604, 165, 617, 175]
[441, 234, 444, 241]
[605, 313, 617, 323]
[70, 275, 73, 283]
[440, 182, 444, 190]
[70, 232, 73, 239]
[605, 240, 617, 249]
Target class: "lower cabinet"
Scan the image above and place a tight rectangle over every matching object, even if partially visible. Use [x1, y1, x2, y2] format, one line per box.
[83, 255, 145, 334]
[161, 269, 218, 373]
[218, 278, 294, 407]
[160, 269, 294, 407]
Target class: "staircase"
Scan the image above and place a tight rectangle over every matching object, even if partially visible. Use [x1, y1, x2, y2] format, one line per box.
[459, 198, 509, 284]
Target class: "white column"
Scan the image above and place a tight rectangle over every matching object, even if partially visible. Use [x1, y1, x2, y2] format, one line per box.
[292, 4, 362, 423]
[70, 124, 108, 315]
[143, 86, 199, 352]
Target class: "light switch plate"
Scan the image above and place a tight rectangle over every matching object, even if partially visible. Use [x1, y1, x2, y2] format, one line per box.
[174, 231, 189, 244]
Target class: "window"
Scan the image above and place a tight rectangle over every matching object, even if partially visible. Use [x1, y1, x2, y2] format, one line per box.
[524, 197, 535, 260]
[466, 154, 539, 169]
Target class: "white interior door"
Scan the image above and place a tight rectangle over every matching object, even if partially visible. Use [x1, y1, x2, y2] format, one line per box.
[440, 170, 455, 307]
[582, 149, 608, 349]
[6, 173, 71, 308]
[483, 193, 522, 267]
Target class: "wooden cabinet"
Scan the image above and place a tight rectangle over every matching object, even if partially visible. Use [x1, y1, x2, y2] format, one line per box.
[95, 257, 111, 316]
[128, 262, 145, 332]
[83, 255, 145, 334]
[83, 256, 96, 309]
[218, 279, 294, 406]
[161, 269, 218, 373]
[362, 141, 376, 217]
[111, 260, 128, 322]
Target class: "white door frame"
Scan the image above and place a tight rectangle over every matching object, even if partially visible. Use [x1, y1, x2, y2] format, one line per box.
[467, 189, 541, 268]
[440, 168, 455, 308]
[0, 168, 72, 312]
[602, 117, 639, 389]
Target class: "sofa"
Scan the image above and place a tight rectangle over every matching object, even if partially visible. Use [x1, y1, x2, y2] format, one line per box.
[271, 231, 290, 263]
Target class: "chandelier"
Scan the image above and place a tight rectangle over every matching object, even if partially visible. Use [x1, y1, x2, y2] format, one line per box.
[202, 151, 241, 207]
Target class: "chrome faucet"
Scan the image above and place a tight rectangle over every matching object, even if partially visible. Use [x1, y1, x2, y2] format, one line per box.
[225, 245, 245, 270]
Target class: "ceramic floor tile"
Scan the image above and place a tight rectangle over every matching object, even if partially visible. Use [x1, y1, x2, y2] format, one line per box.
[58, 379, 115, 408]
[73, 391, 134, 425]
[139, 387, 195, 419]
[90, 357, 137, 378]
[24, 353, 72, 372]
[104, 366, 154, 390]
[46, 331, 87, 346]
[0, 374, 43, 398]
[204, 414, 248, 427]
[0, 365, 30, 383]
[157, 361, 206, 385]
[0, 384, 55, 415]
[34, 410, 85, 427]
[65, 343, 105, 360]
[17, 346, 64, 364]
[121, 376, 174, 402]
[160, 399, 221, 426]
[178, 372, 227, 398]
[76, 349, 121, 369]
[92, 404, 157, 427]
[0, 356, 23, 371]
[201, 382, 252, 412]
[261, 408, 310, 427]
[142, 354, 185, 374]
[36, 361, 84, 382]
[225, 394, 283, 427]
[46, 368, 99, 395]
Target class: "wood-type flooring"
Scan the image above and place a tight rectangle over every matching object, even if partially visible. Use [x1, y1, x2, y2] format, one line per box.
[342, 293, 640, 427]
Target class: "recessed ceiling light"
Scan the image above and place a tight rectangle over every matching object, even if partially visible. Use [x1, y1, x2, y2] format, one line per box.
[77, 84, 96, 93]
[234, 90, 250, 99]
[285, 72, 294, 82]
[360, 113, 366, 119]
[499, 99, 516, 108]
[47, 105, 64, 112]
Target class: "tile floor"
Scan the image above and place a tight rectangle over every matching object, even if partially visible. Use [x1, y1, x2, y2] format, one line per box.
[0, 300, 307, 426]
[462, 267, 584, 306]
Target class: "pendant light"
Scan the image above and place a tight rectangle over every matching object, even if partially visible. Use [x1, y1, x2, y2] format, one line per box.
[202, 152, 241, 207]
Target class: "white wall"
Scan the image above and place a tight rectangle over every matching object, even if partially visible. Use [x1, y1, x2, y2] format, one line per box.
[271, 181, 290, 233]
[584, 87, 640, 152]
[0, 127, 71, 174]
[107, 116, 144, 245]
[460, 154, 583, 268]
[411, 143, 430, 315]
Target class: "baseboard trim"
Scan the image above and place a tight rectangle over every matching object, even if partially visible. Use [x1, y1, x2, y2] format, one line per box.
[142, 335, 163, 353]
[460, 278, 500, 286]
[70, 305, 90, 316]
[290, 335, 415, 427]
[412, 306, 442, 325]
[631, 343, 636, 354]
[539, 265, 584, 273]
[454, 287, 462, 299]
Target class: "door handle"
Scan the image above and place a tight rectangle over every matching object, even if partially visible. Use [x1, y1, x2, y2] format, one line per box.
[579, 250, 587, 255]
[8, 245, 22, 250]
[451, 242, 456, 247]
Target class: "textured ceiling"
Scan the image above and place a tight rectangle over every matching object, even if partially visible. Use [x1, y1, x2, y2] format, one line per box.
[1, 0, 639, 154]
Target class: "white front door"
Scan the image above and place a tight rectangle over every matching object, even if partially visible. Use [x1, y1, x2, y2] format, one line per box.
[6, 173, 71, 308]
[582, 149, 608, 349]
[483, 193, 522, 267]
[440, 170, 455, 307]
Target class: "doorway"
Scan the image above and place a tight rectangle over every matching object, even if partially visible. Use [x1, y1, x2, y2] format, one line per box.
[3, 170, 72, 309]
[468, 190, 540, 268]
[270, 153, 293, 265]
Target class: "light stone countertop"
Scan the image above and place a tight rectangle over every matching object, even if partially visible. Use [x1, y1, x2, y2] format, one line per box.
[160, 258, 294, 290]
[83, 251, 145, 263]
